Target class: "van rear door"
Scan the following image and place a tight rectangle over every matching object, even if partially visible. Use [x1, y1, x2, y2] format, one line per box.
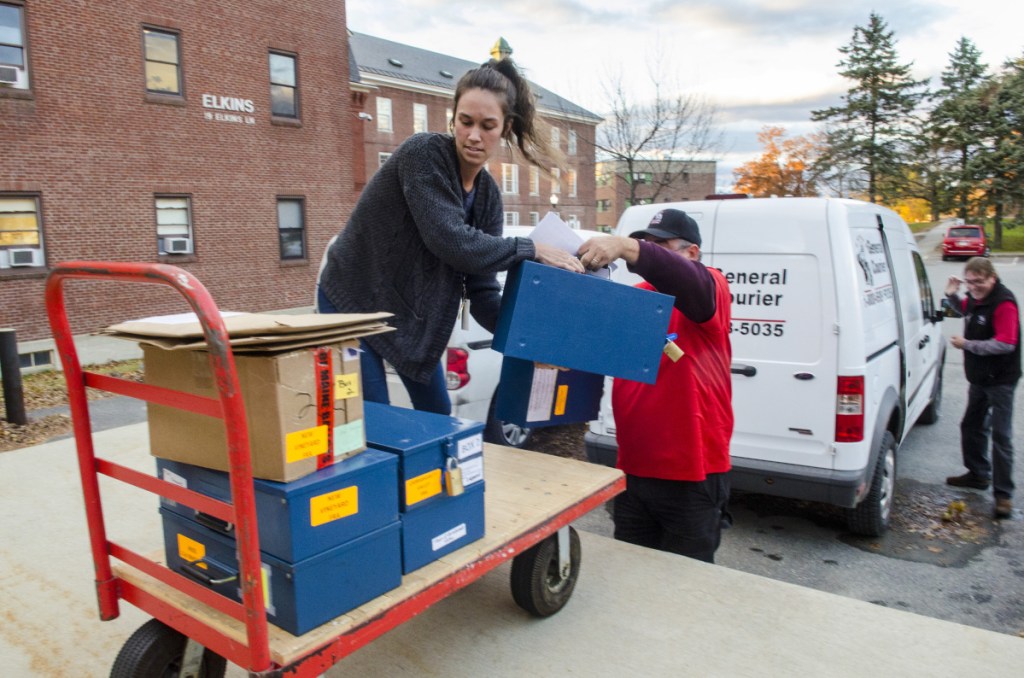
[709, 200, 839, 471]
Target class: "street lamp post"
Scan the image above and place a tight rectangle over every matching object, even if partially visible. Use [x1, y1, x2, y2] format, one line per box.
[549, 193, 559, 216]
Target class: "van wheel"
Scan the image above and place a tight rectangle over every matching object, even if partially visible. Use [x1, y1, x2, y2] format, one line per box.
[484, 396, 534, 449]
[847, 432, 896, 537]
[918, 363, 943, 425]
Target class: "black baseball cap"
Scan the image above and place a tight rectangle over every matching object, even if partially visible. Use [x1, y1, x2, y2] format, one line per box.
[629, 209, 701, 247]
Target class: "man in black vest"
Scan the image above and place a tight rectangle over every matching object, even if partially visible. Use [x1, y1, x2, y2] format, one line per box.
[944, 257, 1020, 519]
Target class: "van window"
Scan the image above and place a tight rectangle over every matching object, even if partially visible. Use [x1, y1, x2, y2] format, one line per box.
[912, 251, 934, 320]
[715, 254, 822, 363]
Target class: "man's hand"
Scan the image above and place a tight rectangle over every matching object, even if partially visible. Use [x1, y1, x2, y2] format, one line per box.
[945, 275, 962, 296]
[534, 242, 585, 273]
[578, 236, 639, 270]
[950, 335, 966, 350]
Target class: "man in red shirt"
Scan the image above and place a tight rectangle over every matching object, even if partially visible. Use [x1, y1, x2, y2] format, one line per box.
[944, 257, 1020, 519]
[579, 209, 733, 562]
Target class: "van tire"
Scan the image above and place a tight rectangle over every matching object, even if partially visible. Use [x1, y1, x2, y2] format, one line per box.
[485, 395, 534, 449]
[847, 431, 896, 537]
[917, 364, 943, 425]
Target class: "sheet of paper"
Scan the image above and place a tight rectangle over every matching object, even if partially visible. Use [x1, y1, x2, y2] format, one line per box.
[526, 365, 558, 422]
[527, 212, 617, 278]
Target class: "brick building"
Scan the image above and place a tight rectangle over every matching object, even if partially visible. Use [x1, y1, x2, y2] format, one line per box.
[1, 0, 355, 364]
[595, 159, 717, 232]
[349, 33, 602, 231]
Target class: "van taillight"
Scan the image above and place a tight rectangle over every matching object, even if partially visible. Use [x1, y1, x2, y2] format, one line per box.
[835, 376, 864, 442]
[446, 348, 470, 390]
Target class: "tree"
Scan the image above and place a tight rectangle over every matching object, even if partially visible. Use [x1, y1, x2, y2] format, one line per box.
[812, 12, 928, 203]
[592, 58, 720, 207]
[928, 37, 991, 220]
[732, 126, 821, 197]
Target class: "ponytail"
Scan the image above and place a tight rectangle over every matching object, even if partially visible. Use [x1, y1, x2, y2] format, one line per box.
[453, 58, 558, 168]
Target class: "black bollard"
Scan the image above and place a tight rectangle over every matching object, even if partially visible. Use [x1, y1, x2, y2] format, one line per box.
[0, 328, 28, 425]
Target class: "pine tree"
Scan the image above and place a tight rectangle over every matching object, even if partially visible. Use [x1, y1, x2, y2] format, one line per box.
[812, 13, 928, 203]
[929, 37, 991, 220]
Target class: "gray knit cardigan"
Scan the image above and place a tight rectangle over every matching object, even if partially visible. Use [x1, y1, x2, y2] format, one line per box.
[320, 133, 537, 383]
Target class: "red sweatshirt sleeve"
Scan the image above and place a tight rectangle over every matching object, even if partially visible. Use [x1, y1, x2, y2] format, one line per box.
[993, 300, 1019, 345]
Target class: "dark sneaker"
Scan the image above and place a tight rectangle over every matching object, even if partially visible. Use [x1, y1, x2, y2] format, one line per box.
[994, 498, 1013, 519]
[946, 472, 990, 490]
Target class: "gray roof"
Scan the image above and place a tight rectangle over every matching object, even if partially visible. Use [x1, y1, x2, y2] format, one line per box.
[349, 32, 601, 123]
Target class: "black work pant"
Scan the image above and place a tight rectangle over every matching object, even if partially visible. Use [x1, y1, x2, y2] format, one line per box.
[961, 382, 1016, 500]
[613, 472, 731, 563]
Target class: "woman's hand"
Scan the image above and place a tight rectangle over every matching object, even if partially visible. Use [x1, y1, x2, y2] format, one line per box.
[945, 275, 962, 297]
[534, 243, 585, 273]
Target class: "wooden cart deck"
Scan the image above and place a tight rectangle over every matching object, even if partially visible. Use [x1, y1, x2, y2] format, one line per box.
[111, 443, 624, 669]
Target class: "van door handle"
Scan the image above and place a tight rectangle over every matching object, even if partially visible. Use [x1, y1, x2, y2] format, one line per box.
[918, 336, 930, 349]
[731, 364, 756, 377]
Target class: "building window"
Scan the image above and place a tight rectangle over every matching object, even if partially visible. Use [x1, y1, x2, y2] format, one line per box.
[143, 27, 181, 95]
[277, 198, 305, 260]
[0, 196, 44, 268]
[19, 349, 52, 369]
[0, 3, 29, 89]
[529, 166, 539, 196]
[504, 211, 519, 226]
[551, 168, 561, 195]
[376, 97, 392, 132]
[446, 107, 453, 129]
[155, 196, 192, 255]
[568, 130, 577, 156]
[551, 127, 560, 149]
[269, 51, 298, 118]
[529, 211, 539, 226]
[502, 164, 519, 194]
[378, 152, 392, 168]
[596, 171, 612, 187]
[567, 215, 580, 229]
[596, 199, 610, 212]
[568, 170, 577, 197]
[413, 103, 428, 133]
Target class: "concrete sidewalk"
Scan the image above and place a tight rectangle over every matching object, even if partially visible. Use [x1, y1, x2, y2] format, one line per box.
[3, 424, 1023, 677]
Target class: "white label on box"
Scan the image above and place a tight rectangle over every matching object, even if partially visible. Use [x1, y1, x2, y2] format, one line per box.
[432, 523, 468, 551]
[333, 419, 365, 459]
[457, 433, 483, 460]
[161, 468, 188, 508]
[526, 366, 557, 422]
[461, 456, 484, 486]
[344, 346, 360, 361]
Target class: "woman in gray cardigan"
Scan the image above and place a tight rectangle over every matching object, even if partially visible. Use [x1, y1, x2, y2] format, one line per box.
[319, 58, 582, 414]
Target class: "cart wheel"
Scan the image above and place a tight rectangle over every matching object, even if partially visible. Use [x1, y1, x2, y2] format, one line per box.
[110, 619, 227, 678]
[510, 527, 581, 617]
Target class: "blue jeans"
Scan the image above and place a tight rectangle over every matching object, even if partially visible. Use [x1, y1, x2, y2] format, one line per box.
[317, 286, 451, 415]
[961, 382, 1016, 500]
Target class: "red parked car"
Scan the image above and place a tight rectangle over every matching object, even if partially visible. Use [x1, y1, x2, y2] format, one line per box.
[942, 224, 990, 260]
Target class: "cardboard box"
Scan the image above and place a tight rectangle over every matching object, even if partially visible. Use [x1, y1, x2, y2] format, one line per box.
[146, 341, 365, 482]
[493, 260, 673, 384]
[363, 402, 485, 512]
[160, 509, 402, 636]
[494, 357, 604, 427]
[157, 449, 399, 563]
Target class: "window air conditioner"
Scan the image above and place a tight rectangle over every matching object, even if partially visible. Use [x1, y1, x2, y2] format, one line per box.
[8, 248, 44, 267]
[165, 238, 192, 254]
[0, 65, 26, 88]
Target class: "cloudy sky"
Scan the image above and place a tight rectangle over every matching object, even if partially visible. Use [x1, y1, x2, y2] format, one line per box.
[348, 0, 1024, 191]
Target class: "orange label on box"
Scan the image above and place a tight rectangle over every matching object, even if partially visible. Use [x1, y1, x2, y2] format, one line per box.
[554, 384, 569, 416]
[285, 425, 329, 463]
[309, 486, 359, 526]
[405, 469, 442, 506]
[335, 374, 360, 400]
[177, 533, 207, 569]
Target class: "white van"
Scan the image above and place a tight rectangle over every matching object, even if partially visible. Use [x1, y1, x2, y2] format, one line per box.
[584, 197, 946, 536]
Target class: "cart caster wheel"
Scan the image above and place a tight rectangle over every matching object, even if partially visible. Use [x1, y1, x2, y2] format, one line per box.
[510, 526, 581, 617]
[110, 619, 227, 678]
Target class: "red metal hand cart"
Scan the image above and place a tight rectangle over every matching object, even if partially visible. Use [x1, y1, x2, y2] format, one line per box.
[46, 261, 624, 677]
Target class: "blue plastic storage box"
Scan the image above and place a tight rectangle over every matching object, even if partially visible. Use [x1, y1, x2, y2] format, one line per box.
[399, 481, 486, 573]
[156, 448, 398, 563]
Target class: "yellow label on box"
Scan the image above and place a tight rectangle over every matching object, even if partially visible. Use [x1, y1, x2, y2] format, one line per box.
[261, 565, 272, 611]
[309, 486, 359, 526]
[406, 469, 442, 506]
[554, 384, 569, 416]
[285, 425, 329, 463]
[335, 374, 360, 400]
[177, 533, 207, 569]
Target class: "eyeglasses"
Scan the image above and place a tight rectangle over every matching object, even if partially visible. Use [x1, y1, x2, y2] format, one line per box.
[645, 238, 687, 252]
[964, 277, 990, 286]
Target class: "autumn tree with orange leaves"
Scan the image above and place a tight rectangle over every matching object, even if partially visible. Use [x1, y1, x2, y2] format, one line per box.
[732, 126, 821, 197]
